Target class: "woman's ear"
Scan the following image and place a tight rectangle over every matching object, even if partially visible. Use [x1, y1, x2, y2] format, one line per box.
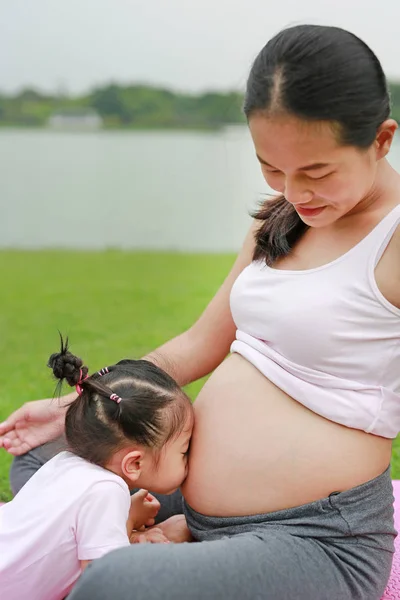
[375, 119, 398, 159]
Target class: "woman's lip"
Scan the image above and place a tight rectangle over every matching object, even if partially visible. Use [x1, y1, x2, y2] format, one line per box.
[296, 205, 326, 217]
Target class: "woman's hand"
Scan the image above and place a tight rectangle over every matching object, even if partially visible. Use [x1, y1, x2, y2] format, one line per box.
[130, 527, 170, 544]
[130, 515, 192, 544]
[0, 397, 70, 455]
[128, 489, 161, 531]
[154, 514, 193, 543]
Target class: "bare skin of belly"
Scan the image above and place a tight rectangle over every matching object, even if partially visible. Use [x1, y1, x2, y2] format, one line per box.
[181, 354, 392, 517]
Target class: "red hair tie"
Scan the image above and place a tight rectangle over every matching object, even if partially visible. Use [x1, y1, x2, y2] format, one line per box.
[75, 369, 89, 396]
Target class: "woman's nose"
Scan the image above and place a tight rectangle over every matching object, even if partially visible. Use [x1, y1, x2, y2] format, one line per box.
[284, 178, 312, 205]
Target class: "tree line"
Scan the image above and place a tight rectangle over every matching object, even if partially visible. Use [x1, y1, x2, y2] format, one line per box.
[1, 82, 400, 129]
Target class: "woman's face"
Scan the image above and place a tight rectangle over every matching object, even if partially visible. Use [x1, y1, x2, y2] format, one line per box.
[248, 113, 393, 227]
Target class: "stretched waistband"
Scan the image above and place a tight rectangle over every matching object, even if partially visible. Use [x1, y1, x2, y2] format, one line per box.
[183, 466, 395, 548]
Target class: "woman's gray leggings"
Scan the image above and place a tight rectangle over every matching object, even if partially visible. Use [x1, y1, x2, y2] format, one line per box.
[10, 441, 396, 600]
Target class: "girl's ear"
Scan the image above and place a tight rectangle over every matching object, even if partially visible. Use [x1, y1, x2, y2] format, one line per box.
[121, 450, 143, 483]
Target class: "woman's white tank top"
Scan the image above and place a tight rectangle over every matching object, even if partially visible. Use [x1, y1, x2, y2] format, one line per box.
[230, 204, 400, 438]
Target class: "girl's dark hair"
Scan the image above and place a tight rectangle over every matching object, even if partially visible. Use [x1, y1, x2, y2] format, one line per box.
[48, 335, 191, 467]
[244, 24, 391, 265]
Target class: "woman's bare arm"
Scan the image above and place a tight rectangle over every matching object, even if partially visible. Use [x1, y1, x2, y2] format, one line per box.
[0, 223, 256, 453]
[144, 222, 257, 386]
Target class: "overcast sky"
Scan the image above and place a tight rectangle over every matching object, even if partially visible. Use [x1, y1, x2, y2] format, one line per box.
[1, 0, 400, 95]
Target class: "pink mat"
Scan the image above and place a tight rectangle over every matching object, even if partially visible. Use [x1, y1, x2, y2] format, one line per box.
[1, 484, 400, 598]
[381, 479, 400, 599]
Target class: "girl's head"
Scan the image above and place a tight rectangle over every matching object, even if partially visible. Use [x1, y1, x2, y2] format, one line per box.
[48, 337, 193, 494]
[244, 25, 398, 264]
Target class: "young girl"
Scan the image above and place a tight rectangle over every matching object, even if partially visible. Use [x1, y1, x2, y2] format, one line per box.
[0, 337, 194, 600]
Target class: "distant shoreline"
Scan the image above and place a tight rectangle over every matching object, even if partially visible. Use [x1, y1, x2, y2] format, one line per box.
[0, 85, 246, 130]
[0, 122, 242, 132]
[1, 81, 399, 129]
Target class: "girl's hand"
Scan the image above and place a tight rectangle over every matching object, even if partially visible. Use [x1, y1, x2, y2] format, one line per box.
[129, 489, 161, 531]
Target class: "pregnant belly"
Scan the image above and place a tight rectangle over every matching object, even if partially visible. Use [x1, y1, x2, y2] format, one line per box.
[181, 354, 392, 516]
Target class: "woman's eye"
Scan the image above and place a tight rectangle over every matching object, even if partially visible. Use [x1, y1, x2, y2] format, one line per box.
[309, 172, 334, 181]
[264, 169, 282, 175]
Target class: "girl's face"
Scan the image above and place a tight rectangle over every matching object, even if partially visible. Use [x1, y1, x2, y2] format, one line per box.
[140, 411, 193, 495]
[248, 113, 396, 227]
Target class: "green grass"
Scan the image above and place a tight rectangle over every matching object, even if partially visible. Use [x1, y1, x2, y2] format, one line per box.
[0, 250, 235, 501]
[1, 249, 400, 501]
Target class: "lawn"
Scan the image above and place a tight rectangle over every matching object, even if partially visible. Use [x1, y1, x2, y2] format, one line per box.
[1, 250, 400, 501]
[0, 250, 234, 501]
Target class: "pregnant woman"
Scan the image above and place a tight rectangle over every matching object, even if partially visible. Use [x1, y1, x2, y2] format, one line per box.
[2, 24, 400, 600]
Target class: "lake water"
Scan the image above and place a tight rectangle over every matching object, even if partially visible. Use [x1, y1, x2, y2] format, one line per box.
[2, 128, 400, 253]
